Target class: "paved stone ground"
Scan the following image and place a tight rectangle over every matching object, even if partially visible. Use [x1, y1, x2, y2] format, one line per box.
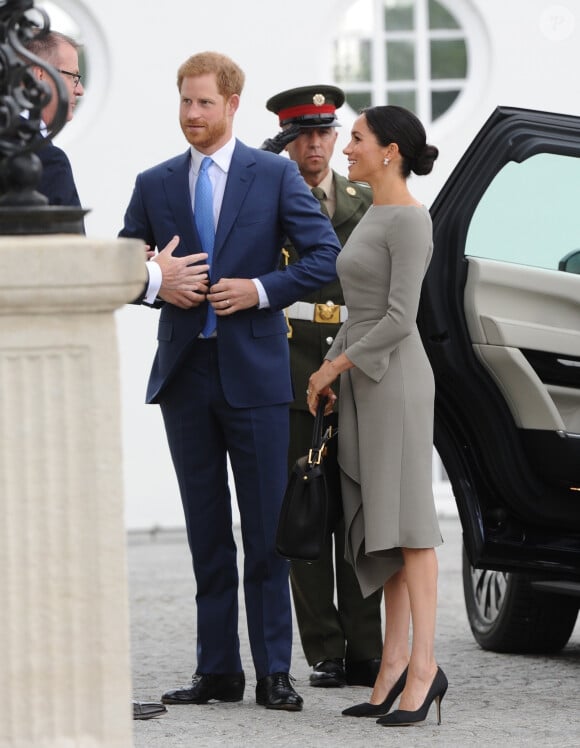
[128, 517, 580, 747]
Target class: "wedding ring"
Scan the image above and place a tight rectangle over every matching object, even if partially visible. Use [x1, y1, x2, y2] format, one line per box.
[226, 299, 231, 306]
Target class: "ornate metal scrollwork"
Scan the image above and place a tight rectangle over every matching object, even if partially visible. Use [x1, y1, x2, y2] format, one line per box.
[0, 0, 85, 232]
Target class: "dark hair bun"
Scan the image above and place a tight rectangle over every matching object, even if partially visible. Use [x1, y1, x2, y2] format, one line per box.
[411, 144, 439, 176]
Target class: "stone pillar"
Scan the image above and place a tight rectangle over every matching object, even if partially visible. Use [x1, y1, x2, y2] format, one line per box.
[0, 235, 147, 748]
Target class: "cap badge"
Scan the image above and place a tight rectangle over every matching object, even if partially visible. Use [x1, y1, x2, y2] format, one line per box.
[312, 93, 326, 107]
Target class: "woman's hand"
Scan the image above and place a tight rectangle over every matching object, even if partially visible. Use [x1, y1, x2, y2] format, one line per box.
[307, 384, 336, 416]
[306, 361, 339, 416]
[306, 354, 355, 416]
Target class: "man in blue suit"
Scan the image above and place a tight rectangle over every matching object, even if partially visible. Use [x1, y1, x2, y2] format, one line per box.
[119, 51, 341, 712]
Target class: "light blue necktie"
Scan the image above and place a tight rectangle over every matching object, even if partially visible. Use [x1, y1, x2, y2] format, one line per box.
[195, 156, 216, 337]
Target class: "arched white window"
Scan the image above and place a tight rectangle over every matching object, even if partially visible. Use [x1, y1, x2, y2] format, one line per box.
[333, 0, 478, 125]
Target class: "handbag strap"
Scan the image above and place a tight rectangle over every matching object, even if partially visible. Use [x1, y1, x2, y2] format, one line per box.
[308, 397, 337, 467]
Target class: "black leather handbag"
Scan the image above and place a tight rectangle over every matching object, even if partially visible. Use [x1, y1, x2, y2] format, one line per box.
[276, 398, 337, 561]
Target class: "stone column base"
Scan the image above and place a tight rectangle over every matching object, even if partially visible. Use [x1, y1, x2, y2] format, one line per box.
[0, 235, 147, 748]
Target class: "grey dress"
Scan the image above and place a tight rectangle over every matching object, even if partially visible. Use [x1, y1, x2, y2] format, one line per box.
[326, 204, 442, 597]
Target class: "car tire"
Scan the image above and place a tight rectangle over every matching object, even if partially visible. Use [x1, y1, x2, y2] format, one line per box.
[462, 547, 579, 653]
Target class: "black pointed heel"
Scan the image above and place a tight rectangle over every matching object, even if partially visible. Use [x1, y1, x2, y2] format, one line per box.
[376, 666, 448, 726]
[341, 667, 408, 717]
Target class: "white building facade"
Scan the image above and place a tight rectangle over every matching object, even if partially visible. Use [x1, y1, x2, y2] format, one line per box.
[36, 0, 580, 528]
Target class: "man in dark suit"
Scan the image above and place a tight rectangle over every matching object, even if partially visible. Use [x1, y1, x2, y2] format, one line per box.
[266, 85, 383, 689]
[24, 30, 84, 209]
[119, 52, 341, 712]
[37, 139, 82, 209]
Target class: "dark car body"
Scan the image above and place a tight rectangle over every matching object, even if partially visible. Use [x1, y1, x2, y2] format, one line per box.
[420, 106, 580, 651]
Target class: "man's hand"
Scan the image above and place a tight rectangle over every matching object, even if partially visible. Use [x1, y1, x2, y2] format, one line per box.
[207, 278, 259, 315]
[259, 124, 302, 154]
[152, 235, 210, 308]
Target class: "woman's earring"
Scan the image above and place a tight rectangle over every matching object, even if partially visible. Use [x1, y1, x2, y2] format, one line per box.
[383, 157, 390, 166]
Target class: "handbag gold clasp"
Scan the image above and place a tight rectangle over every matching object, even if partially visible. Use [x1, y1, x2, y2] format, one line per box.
[308, 446, 326, 465]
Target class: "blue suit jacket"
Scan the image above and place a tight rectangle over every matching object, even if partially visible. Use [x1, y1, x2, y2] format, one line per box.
[120, 140, 341, 408]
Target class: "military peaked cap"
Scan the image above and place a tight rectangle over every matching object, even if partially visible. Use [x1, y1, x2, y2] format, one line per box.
[266, 84, 345, 128]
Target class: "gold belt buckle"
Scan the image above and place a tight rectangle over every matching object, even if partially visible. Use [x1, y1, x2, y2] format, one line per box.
[314, 302, 340, 324]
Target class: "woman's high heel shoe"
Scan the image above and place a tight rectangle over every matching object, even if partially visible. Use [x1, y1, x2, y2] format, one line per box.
[376, 666, 448, 726]
[341, 667, 408, 717]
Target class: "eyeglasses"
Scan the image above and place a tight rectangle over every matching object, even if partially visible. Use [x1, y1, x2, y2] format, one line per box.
[58, 69, 82, 88]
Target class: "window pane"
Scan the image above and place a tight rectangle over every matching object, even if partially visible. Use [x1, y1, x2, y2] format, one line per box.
[429, 0, 460, 29]
[386, 41, 415, 80]
[334, 39, 371, 82]
[388, 89, 417, 112]
[430, 39, 467, 79]
[332, 0, 471, 127]
[465, 154, 580, 271]
[431, 89, 459, 119]
[384, 0, 414, 31]
[345, 91, 372, 112]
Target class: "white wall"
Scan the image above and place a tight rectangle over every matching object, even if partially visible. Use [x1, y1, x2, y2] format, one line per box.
[45, 0, 580, 528]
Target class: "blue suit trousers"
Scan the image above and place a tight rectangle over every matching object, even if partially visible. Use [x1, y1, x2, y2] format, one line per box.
[159, 339, 292, 678]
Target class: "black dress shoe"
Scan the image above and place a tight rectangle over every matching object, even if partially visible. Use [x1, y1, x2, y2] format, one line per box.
[256, 672, 303, 711]
[161, 672, 245, 704]
[309, 659, 346, 688]
[345, 658, 381, 687]
[132, 701, 167, 720]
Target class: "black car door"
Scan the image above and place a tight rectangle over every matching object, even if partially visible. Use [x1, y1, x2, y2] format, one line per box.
[420, 106, 580, 579]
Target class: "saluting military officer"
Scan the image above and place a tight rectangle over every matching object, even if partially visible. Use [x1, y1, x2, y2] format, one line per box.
[266, 85, 383, 688]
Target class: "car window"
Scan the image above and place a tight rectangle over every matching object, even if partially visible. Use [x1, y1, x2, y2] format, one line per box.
[465, 153, 580, 272]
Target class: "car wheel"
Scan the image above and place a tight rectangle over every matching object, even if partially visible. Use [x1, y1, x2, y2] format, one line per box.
[461, 547, 579, 653]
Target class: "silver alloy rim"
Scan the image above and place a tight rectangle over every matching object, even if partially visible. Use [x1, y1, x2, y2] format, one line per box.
[470, 567, 509, 623]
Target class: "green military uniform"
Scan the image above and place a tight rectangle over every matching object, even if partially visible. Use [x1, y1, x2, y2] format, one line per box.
[285, 171, 383, 671]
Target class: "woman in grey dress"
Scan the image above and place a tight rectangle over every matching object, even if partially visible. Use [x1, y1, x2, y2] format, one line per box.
[306, 105, 447, 727]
